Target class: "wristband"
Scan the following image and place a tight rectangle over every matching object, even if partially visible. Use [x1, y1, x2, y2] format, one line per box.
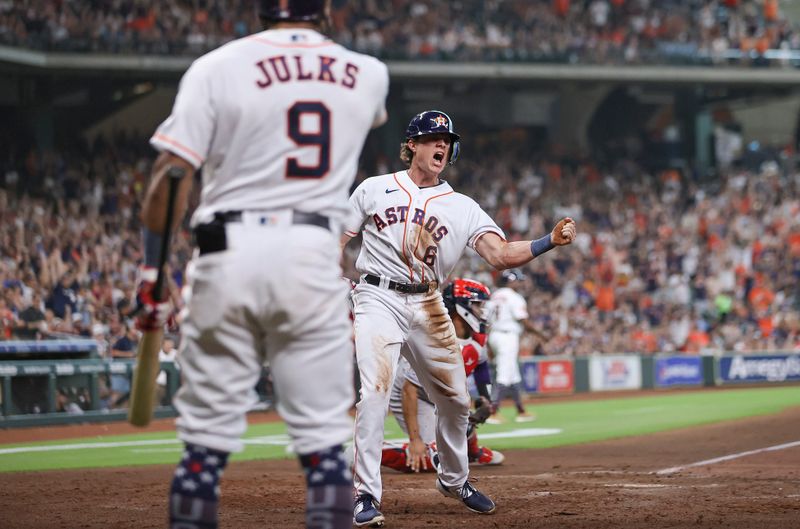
[530, 233, 555, 257]
[143, 228, 163, 268]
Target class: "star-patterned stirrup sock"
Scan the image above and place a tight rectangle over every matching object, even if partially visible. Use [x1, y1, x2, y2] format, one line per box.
[169, 443, 229, 529]
[299, 444, 353, 529]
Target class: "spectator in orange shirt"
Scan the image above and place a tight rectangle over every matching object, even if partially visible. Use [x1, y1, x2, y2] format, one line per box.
[764, 0, 779, 23]
[788, 231, 800, 257]
[685, 326, 711, 354]
[553, 0, 570, 18]
[757, 313, 774, 338]
[595, 284, 615, 313]
[748, 280, 775, 312]
[631, 325, 658, 354]
[755, 34, 770, 56]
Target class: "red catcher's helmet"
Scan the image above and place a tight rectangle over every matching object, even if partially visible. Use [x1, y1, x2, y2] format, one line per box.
[259, 0, 328, 23]
[443, 279, 491, 334]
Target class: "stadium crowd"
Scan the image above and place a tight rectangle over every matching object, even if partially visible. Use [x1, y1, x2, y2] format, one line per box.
[441, 142, 800, 356]
[1, 0, 798, 66]
[0, 134, 190, 356]
[2, 130, 799, 359]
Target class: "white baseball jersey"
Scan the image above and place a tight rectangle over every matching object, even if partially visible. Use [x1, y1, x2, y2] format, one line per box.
[488, 287, 528, 334]
[155, 28, 389, 458]
[349, 170, 504, 501]
[151, 28, 389, 227]
[344, 170, 504, 283]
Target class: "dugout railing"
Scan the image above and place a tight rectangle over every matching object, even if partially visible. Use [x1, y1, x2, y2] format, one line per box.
[0, 358, 181, 427]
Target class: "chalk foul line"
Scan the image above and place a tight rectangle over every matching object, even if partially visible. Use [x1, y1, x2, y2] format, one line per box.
[0, 429, 561, 456]
[654, 440, 800, 475]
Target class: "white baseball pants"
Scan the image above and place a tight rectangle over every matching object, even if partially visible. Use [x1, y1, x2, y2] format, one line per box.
[488, 330, 523, 385]
[352, 282, 470, 503]
[174, 213, 354, 455]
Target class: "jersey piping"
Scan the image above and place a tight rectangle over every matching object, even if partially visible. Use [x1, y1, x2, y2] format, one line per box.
[471, 228, 507, 249]
[247, 35, 336, 49]
[393, 172, 416, 282]
[152, 133, 204, 167]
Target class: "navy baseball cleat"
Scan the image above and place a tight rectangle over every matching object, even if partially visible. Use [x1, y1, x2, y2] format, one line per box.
[436, 478, 497, 514]
[354, 493, 385, 527]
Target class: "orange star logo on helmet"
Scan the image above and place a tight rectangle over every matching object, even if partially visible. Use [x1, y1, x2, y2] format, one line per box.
[432, 116, 448, 128]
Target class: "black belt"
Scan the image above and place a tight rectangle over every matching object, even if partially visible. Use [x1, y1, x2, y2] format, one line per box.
[363, 274, 433, 294]
[215, 210, 330, 231]
[194, 210, 331, 255]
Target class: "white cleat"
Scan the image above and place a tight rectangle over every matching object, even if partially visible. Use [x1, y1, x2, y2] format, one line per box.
[515, 413, 536, 423]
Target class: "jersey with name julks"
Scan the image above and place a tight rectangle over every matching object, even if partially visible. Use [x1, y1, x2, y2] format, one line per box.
[151, 28, 389, 227]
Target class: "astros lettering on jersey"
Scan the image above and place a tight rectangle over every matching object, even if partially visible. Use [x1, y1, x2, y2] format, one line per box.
[344, 170, 504, 283]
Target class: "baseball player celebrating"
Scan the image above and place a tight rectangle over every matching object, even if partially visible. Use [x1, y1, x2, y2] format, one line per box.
[486, 269, 539, 424]
[138, 2, 389, 528]
[342, 109, 576, 527]
[382, 278, 504, 474]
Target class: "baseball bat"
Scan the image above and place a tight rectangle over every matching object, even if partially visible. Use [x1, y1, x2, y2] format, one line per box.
[128, 166, 184, 427]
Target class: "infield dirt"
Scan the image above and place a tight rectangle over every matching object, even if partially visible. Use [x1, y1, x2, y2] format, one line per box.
[1, 394, 798, 528]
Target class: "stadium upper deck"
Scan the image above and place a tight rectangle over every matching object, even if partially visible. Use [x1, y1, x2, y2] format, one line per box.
[1, 0, 798, 67]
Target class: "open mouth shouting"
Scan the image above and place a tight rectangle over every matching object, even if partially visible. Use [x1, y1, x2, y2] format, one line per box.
[433, 151, 445, 165]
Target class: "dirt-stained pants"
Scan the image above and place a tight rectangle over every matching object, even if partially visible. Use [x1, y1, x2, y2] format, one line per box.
[351, 281, 470, 503]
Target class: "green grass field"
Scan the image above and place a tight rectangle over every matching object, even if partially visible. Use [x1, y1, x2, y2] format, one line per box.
[1, 386, 798, 473]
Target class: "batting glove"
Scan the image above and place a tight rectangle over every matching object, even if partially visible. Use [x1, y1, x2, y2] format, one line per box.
[134, 266, 173, 332]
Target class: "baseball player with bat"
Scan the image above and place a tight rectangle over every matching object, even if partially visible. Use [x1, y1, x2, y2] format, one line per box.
[382, 278, 504, 474]
[343, 109, 576, 527]
[137, 1, 389, 528]
[129, 167, 182, 428]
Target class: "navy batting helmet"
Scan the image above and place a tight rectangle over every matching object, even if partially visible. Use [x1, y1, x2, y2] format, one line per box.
[498, 269, 525, 287]
[405, 110, 461, 165]
[259, 0, 328, 23]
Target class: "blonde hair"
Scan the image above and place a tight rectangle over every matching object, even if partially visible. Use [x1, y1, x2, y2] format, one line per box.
[399, 140, 414, 166]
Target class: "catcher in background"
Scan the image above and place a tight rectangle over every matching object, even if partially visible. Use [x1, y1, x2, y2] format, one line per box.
[382, 279, 504, 473]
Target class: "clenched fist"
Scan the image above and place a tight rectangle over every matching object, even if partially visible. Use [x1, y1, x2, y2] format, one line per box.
[551, 217, 576, 245]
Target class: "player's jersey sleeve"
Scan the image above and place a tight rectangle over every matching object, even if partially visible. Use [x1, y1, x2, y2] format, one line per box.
[150, 60, 215, 169]
[465, 199, 505, 249]
[343, 178, 371, 237]
[371, 62, 389, 129]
